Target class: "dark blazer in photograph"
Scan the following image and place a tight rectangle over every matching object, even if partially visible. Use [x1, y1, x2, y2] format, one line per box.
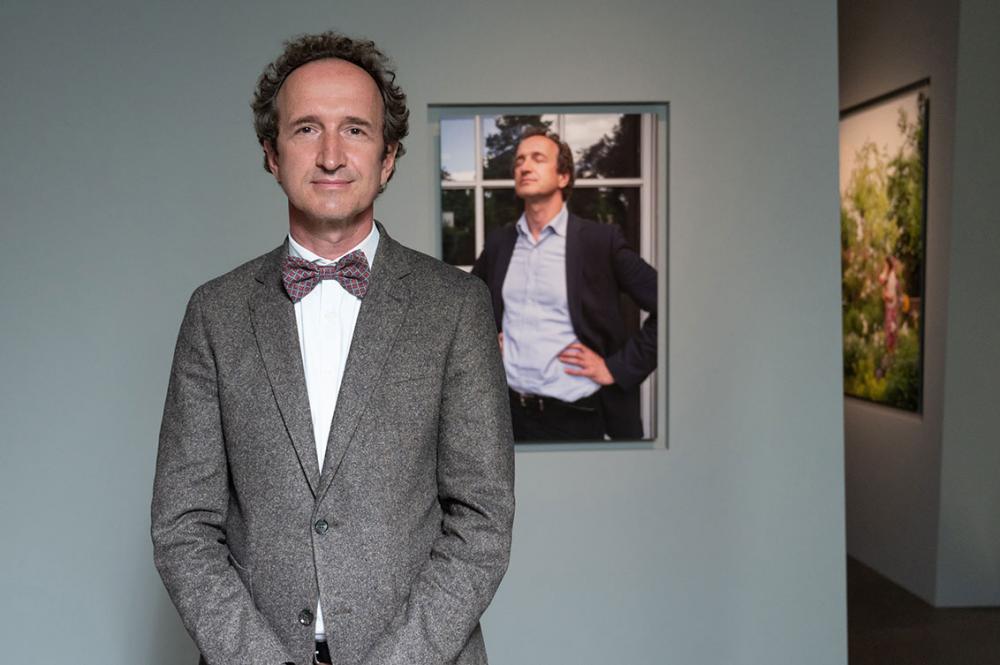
[471, 213, 658, 439]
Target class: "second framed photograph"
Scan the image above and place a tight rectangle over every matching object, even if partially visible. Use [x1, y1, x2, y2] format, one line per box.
[839, 83, 928, 413]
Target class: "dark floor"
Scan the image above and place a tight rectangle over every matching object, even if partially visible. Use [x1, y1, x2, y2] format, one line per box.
[848, 557, 1000, 665]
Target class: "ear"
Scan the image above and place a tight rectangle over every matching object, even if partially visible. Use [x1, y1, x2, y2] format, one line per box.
[263, 140, 281, 181]
[557, 171, 570, 189]
[380, 143, 399, 186]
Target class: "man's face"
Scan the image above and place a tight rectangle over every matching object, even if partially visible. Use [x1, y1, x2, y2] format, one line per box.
[265, 58, 397, 227]
[513, 135, 569, 203]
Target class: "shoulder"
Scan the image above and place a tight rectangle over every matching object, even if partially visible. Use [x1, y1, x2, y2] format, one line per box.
[190, 244, 282, 307]
[567, 214, 628, 254]
[387, 239, 493, 324]
[569, 213, 620, 239]
[482, 222, 518, 251]
[389, 238, 487, 296]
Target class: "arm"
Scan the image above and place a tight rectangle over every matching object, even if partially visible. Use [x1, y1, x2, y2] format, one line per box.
[603, 225, 658, 390]
[151, 288, 294, 665]
[470, 245, 488, 282]
[471, 240, 505, 352]
[360, 278, 515, 665]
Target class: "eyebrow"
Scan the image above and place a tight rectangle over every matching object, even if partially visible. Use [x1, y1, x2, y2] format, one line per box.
[286, 115, 378, 130]
[288, 114, 323, 127]
[342, 115, 376, 129]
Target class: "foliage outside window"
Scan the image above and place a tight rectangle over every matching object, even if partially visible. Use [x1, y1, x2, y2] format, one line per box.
[440, 111, 656, 270]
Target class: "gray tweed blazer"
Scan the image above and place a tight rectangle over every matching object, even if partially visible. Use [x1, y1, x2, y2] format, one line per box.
[152, 224, 515, 665]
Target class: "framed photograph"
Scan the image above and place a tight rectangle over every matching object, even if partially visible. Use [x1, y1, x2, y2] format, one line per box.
[434, 104, 665, 443]
[839, 82, 929, 412]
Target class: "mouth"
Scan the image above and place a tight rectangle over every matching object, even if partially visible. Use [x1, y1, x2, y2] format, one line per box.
[312, 178, 352, 189]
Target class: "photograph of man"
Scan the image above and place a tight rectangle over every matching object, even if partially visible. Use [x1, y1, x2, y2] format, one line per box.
[151, 31, 514, 665]
[472, 127, 658, 442]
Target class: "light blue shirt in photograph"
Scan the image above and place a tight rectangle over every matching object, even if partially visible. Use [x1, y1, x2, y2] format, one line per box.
[501, 204, 600, 402]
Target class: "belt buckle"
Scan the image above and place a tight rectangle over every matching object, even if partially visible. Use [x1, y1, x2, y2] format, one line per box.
[519, 392, 544, 412]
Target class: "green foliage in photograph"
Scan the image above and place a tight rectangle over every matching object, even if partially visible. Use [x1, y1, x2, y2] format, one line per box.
[841, 97, 926, 412]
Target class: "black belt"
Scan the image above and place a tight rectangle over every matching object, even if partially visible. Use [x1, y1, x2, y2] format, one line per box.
[509, 388, 600, 413]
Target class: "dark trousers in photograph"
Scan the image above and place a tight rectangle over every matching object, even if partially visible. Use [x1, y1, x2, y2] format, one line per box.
[509, 388, 606, 442]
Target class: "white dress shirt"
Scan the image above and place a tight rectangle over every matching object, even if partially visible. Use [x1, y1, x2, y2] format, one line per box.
[287, 222, 379, 641]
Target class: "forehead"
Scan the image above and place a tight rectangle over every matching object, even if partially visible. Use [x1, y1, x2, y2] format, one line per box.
[277, 58, 383, 122]
[516, 134, 559, 156]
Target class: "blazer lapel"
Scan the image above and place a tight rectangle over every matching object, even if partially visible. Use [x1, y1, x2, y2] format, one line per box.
[249, 243, 320, 497]
[565, 214, 585, 332]
[316, 224, 412, 501]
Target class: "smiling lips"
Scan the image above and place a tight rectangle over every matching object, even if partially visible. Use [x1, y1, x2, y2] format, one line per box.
[312, 178, 352, 188]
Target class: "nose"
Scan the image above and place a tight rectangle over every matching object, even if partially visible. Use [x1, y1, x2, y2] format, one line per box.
[317, 132, 345, 171]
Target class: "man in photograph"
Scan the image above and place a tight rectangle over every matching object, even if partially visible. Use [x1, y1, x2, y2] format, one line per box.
[472, 127, 657, 442]
[152, 31, 514, 665]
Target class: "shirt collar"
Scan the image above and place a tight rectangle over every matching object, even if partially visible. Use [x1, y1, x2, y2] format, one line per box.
[516, 203, 569, 239]
[287, 221, 380, 267]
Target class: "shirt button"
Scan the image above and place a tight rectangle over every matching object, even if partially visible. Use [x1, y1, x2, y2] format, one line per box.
[298, 609, 314, 626]
[314, 519, 329, 534]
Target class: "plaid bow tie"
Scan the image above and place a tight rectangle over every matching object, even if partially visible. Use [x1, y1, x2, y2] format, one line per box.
[281, 250, 371, 303]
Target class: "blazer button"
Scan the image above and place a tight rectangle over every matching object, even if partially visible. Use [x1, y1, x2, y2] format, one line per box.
[314, 519, 329, 534]
[298, 609, 314, 626]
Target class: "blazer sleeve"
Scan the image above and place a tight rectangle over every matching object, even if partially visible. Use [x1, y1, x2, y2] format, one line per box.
[470, 234, 504, 332]
[470, 245, 488, 281]
[360, 277, 515, 665]
[151, 288, 294, 665]
[603, 225, 659, 390]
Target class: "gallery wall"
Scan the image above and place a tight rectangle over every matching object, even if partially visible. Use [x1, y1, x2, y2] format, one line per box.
[839, 0, 959, 602]
[0, 1, 846, 663]
[935, 0, 1000, 607]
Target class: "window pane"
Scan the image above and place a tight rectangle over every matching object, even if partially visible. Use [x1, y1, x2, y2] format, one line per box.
[482, 114, 557, 180]
[442, 188, 475, 265]
[569, 187, 641, 250]
[565, 114, 641, 179]
[441, 118, 475, 182]
[482, 188, 521, 243]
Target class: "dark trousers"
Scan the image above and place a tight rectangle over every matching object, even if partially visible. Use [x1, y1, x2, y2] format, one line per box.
[315, 640, 332, 664]
[509, 389, 606, 442]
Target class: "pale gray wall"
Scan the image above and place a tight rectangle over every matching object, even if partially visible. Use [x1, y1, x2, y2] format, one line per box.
[935, 0, 1000, 607]
[0, 1, 846, 663]
[839, 0, 959, 602]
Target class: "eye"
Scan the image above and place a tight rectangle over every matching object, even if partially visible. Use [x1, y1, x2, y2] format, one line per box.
[295, 126, 316, 135]
[347, 126, 367, 137]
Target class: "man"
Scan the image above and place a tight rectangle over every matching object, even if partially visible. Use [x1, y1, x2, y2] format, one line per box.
[152, 32, 514, 665]
[472, 127, 657, 441]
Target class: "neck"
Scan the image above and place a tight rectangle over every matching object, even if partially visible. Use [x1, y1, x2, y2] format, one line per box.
[522, 195, 564, 240]
[288, 209, 374, 260]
